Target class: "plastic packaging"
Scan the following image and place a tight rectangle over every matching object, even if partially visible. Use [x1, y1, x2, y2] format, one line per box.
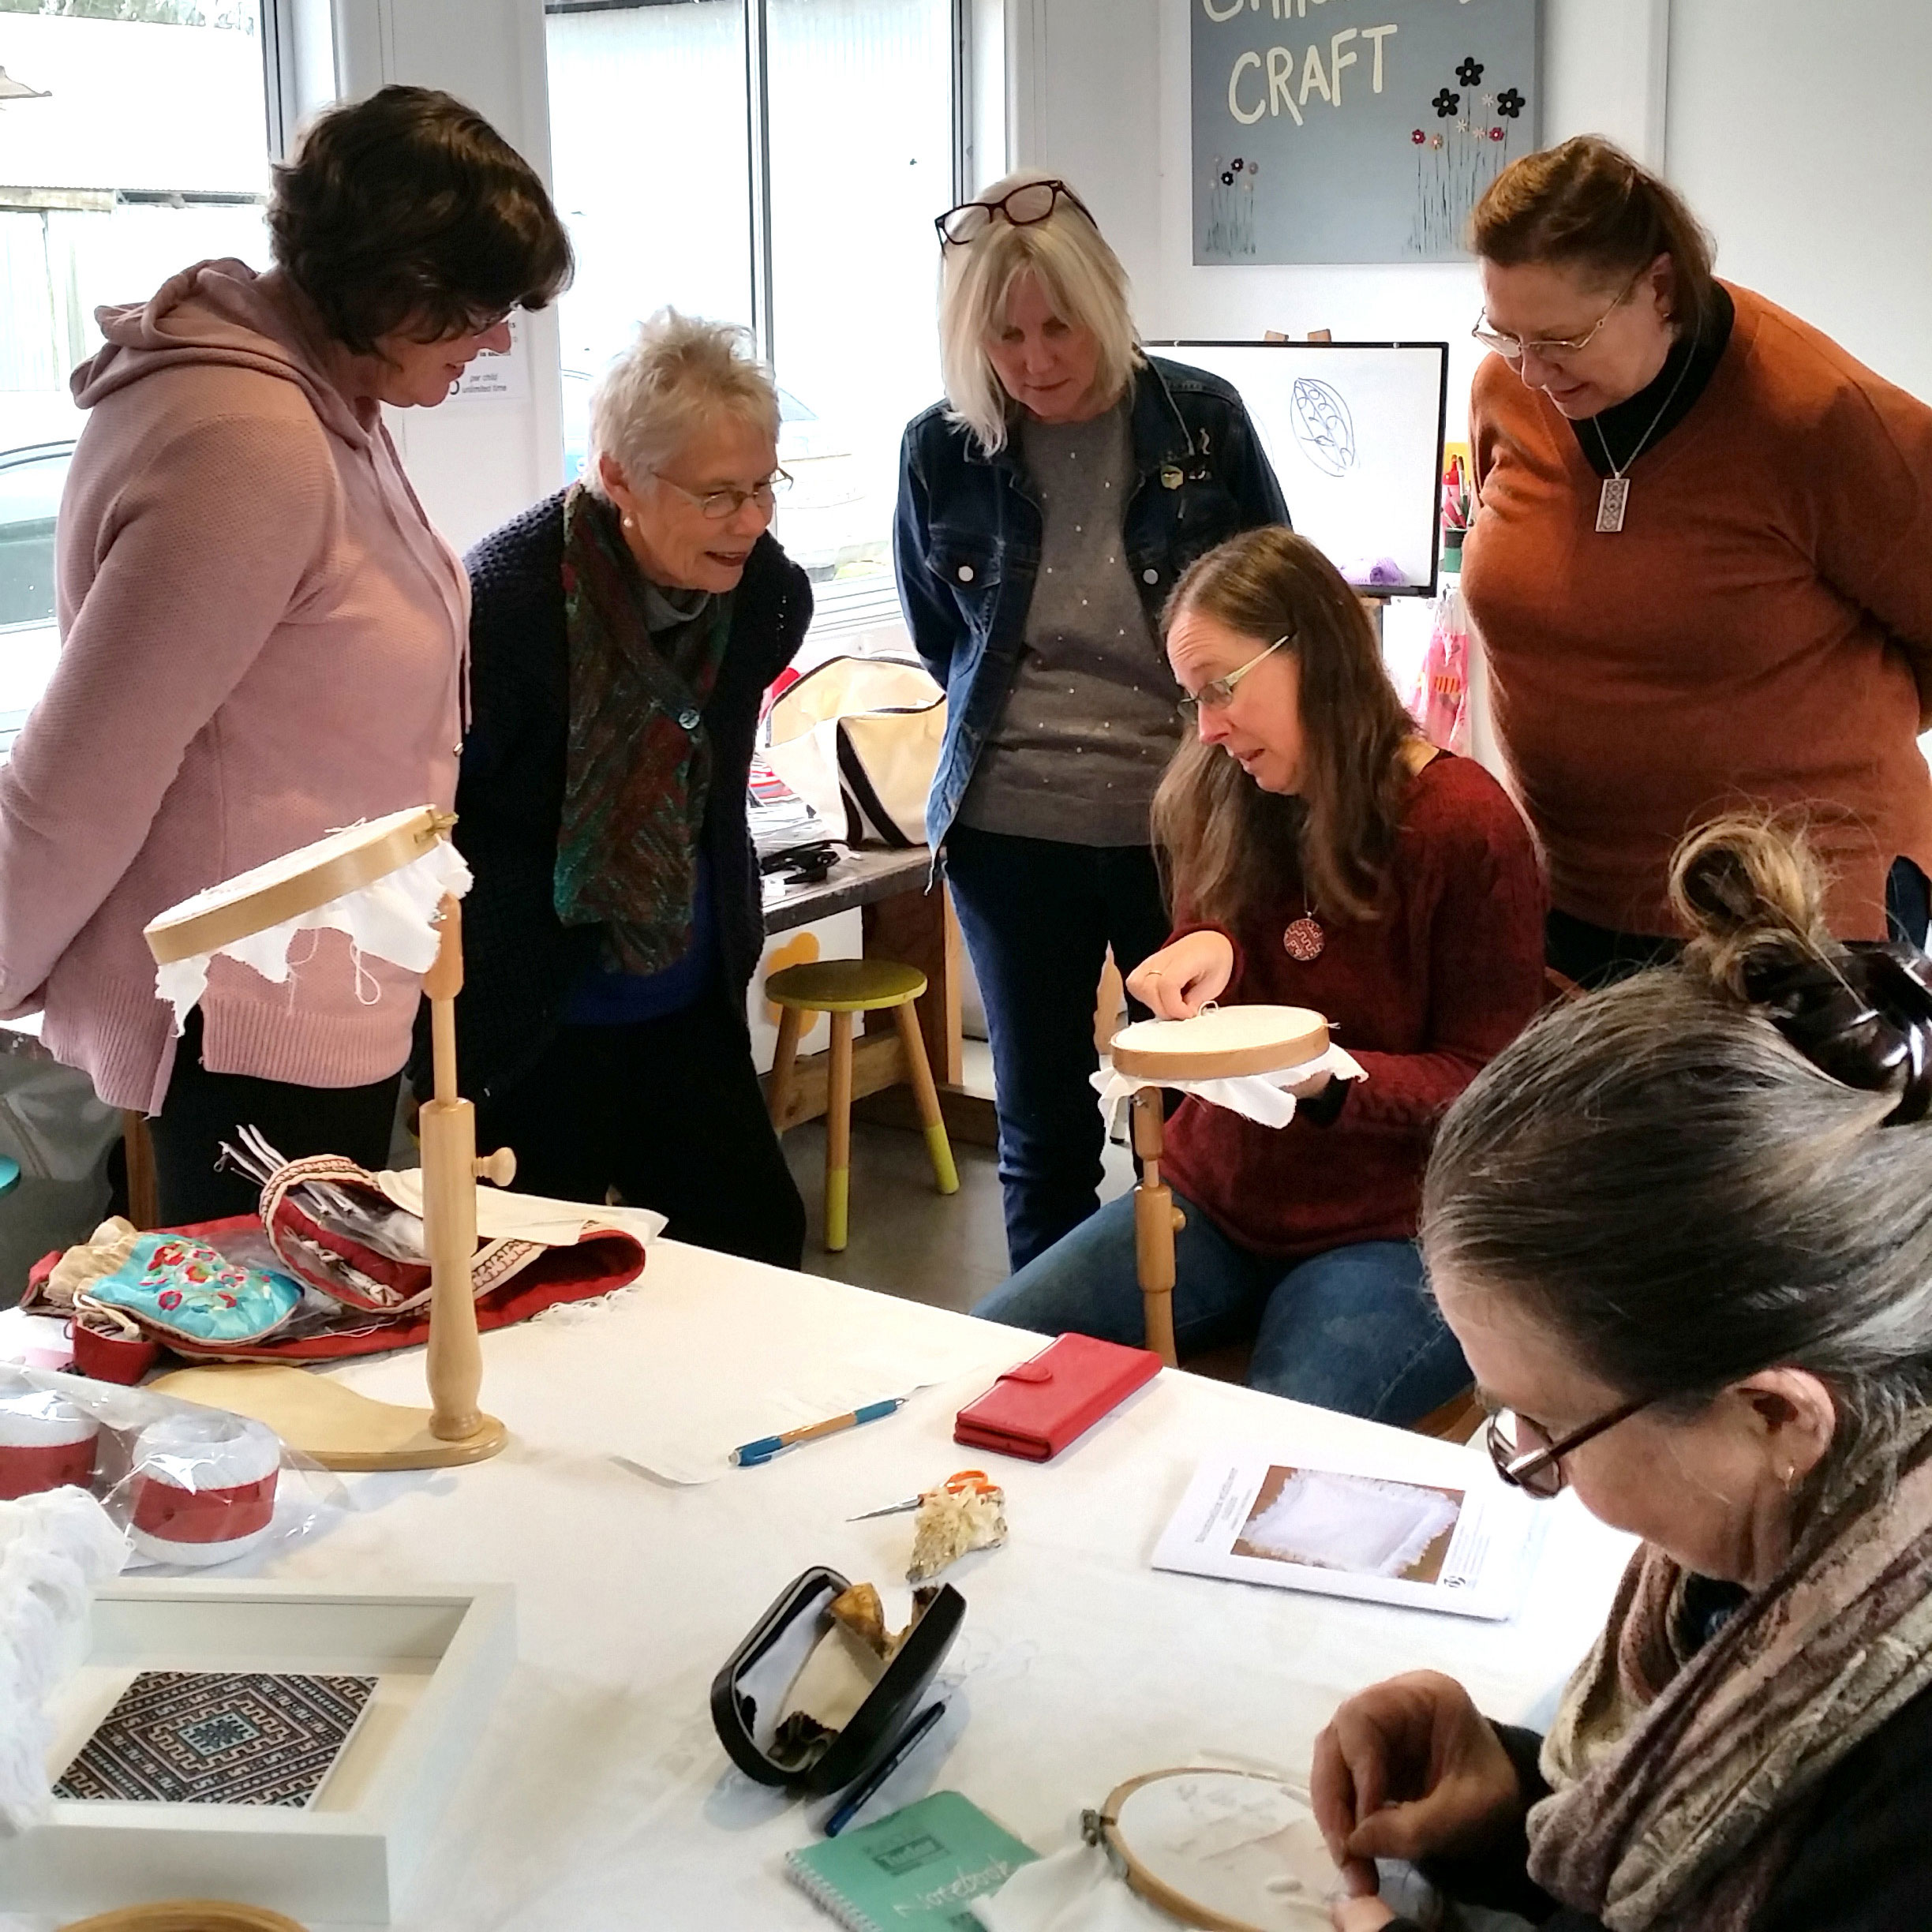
[0, 1365, 346, 1574]
[0, 1378, 99, 1501]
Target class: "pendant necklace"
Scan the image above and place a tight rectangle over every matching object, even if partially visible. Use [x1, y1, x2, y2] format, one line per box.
[1590, 343, 1695, 534]
[1283, 892, 1324, 962]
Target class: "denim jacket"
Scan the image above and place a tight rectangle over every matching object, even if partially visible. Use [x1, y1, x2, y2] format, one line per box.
[893, 355, 1289, 850]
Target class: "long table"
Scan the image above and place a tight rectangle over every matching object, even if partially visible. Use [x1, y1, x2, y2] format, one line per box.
[0, 1245, 1634, 1930]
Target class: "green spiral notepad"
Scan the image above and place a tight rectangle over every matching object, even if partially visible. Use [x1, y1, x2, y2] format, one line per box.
[785, 1790, 1037, 1930]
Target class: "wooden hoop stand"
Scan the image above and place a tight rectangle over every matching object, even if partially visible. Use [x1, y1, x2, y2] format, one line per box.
[58, 1905, 309, 1932]
[146, 813, 508, 1471]
[1111, 1007, 1330, 1369]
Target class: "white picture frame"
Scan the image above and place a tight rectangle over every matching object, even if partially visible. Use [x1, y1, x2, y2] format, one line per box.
[0, 1578, 516, 1925]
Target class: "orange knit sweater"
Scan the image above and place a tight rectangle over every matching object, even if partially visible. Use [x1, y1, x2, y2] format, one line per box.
[1463, 283, 1932, 938]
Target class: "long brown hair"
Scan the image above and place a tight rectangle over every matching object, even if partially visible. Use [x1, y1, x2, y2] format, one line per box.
[1470, 135, 1719, 338]
[1151, 527, 1417, 927]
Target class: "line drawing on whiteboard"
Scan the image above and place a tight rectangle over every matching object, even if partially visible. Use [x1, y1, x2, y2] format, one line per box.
[1290, 378, 1356, 477]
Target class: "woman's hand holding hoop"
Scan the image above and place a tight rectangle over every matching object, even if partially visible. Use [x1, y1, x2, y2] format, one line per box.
[1126, 931, 1234, 1019]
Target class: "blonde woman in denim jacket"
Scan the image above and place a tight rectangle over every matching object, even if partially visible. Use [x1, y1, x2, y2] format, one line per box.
[895, 169, 1286, 1269]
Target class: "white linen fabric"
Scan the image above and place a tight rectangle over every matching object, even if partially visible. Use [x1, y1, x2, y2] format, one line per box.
[1093, 1044, 1368, 1132]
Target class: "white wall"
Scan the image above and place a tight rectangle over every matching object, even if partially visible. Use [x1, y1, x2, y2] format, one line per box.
[331, 0, 564, 552]
[1666, 0, 1932, 404]
[1013, 0, 1671, 445]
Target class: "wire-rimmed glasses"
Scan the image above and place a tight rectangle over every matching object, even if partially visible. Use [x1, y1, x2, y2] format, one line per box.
[1484, 1395, 1650, 1498]
[1176, 635, 1290, 718]
[1471, 267, 1645, 365]
[651, 469, 793, 521]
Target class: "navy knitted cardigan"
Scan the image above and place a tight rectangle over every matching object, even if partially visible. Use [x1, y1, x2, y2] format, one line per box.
[419, 489, 811, 1106]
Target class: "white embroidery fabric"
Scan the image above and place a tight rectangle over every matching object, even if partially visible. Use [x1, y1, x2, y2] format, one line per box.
[154, 838, 474, 1033]
[1092, 1043, 1367, 1131]
[0, 1485, 129, 1835]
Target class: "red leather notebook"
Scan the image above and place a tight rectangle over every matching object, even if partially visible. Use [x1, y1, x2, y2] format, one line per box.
[954, 1332, 1163, 1462]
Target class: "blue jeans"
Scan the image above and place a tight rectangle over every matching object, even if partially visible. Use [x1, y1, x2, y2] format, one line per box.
[944, 825, 1172, 1271]
[974, 1191, 1470, 1425]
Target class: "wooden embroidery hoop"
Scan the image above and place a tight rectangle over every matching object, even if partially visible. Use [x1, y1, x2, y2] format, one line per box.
[1109, 1006, 1329, 1366]
[144, 807, 511, 1471]
[59, 1905, 309, 1932]
[1084, 1766, 1328, 1931]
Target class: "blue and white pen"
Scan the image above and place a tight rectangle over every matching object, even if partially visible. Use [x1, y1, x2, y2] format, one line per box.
[730, 1396, 908, 1468]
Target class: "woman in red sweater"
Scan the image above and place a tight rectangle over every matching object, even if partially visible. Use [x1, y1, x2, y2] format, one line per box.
[973, 529, 1545, 1422]
[1462, 136, 1932, 987]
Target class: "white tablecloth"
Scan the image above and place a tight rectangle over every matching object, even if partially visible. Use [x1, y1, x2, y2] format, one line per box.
[2, 1242, 1636, 1930]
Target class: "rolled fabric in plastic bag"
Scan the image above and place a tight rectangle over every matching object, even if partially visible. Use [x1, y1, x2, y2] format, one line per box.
[128, 1411, 282, 1568]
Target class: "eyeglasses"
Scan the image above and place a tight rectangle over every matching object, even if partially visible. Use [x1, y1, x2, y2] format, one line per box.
[936, 178, 1099, 248]
[650, 469, 792, 521]
[1471, 268, 1644, 365]
[1484, 1395, 1650, 1499]
[1178, 635, 1289, 714]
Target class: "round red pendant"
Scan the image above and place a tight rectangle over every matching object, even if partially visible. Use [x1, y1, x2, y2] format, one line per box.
[1282, 916, 1325, 962]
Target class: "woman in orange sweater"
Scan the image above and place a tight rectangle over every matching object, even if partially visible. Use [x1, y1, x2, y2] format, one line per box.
[1462, 136, 1932, 986]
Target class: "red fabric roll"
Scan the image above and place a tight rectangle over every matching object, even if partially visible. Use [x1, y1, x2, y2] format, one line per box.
[0, 1437, 99, 1500]
[131, 1471, 278, 1544]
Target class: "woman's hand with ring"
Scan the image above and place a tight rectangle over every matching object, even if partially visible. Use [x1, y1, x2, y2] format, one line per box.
[1126, 931, 1234, 1019]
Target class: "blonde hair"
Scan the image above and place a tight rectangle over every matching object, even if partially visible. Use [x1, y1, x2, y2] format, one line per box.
[938, 169, 1142, 455]
[587, 307, 781, 496]
[1151, 528, 1416, 927]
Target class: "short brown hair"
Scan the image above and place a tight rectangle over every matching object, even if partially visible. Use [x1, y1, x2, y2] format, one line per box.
[270, 86, 573, 355]
[1470, 135, 1719, 338]
[1152, 527, 1416, 927]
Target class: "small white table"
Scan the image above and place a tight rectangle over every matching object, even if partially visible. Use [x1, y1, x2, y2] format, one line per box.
[2, 1242, 1635, 1930]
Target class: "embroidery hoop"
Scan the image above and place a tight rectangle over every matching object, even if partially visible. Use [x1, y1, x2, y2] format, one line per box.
[143, 808, 511, 1471]
[1081, 1766, 1332, 1930]
[1106, 1007, 1329, 1364]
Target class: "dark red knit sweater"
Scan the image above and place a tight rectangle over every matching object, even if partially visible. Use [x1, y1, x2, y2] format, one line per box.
[1161, 753, 1546, 1260]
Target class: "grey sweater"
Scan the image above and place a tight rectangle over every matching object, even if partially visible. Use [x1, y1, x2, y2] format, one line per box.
[955, 399, 1181, 846]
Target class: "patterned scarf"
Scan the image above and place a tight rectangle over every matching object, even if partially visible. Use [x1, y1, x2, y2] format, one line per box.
[1526, 1413, 1932, 1930]
[556, 482, 734, 975]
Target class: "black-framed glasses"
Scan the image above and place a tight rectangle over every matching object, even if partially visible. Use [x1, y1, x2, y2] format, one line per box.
[936, 178, 1098, 248]
[651, 468, 793, 522]
[1471, 267, 1644, 365]
[1485, 1396, 1649, 1499]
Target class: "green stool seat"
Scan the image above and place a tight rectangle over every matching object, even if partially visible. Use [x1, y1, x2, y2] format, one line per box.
[763, 957, 959, 1252]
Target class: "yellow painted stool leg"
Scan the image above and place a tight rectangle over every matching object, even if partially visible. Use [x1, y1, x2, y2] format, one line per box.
[825, 1010, 853, 1251]
[893, 1001, 960, 1196]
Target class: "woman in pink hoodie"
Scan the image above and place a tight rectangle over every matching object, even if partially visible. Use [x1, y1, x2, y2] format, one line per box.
[0, 86, 571, 1224]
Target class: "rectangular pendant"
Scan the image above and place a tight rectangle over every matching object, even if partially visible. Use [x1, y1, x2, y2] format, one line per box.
[1597, 476, 1630, 533]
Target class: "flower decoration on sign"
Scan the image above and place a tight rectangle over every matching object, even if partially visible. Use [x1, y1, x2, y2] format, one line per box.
[1411, 128, 1426, 144]
[1429, 133, 1443, 149]
[1246, 159, 1260, 175]
[1456, 58, 1485, 88]
[1220, 170, 1234, 185]
[1432, 88, 1460, 118]
[1231, 157, 1244, 171]
[1488, 126, 1504, 142]
[1497, 87, 1526, 118]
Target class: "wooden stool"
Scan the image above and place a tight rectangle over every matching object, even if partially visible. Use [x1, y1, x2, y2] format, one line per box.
[765, 959, 960, 1252]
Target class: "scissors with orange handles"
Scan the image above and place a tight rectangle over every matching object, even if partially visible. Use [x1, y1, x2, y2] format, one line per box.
[847, 1468, 998, 1522]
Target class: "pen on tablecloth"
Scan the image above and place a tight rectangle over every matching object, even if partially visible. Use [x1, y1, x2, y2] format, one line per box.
[824, 1700, 949, 1837]
[730, 1397, 908, 1468]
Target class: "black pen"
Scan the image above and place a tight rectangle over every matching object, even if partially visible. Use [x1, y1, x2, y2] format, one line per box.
[824, 1699, 948, 1837]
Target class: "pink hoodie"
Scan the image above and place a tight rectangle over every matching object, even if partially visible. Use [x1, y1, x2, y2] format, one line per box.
[0, 259, 468, 1113]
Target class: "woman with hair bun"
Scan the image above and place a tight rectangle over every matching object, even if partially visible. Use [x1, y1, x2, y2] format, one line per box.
[0, 85, 573, 1224]
[1462, 135, 1932, 987]
[1313, 816, 1932, 1931]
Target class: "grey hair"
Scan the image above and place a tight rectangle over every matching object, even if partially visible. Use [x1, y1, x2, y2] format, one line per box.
[1422, 817, 1932, 1496]
[938, 167, 1142, 455]
[586, 307, 781, 498]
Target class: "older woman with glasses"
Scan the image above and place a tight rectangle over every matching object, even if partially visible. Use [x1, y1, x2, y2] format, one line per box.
[897, 169, 1288, 1271]
[973, 528, 1544, 1422]
[437, 309, 811, 1267]
[1313, 817, 1932, 1932]
[1463, 136, 1932, 990]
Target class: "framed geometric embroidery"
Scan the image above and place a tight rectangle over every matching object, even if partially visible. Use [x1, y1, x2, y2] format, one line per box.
[54, 1671, 376, 1808]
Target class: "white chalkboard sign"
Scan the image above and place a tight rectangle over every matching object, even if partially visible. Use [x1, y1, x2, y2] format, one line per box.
[1192, 0, 1540, 264]
[1156, 341, 1448, 597]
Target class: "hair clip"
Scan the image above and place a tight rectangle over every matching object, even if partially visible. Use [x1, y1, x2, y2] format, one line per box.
[1745, 942, 1932, 1125]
